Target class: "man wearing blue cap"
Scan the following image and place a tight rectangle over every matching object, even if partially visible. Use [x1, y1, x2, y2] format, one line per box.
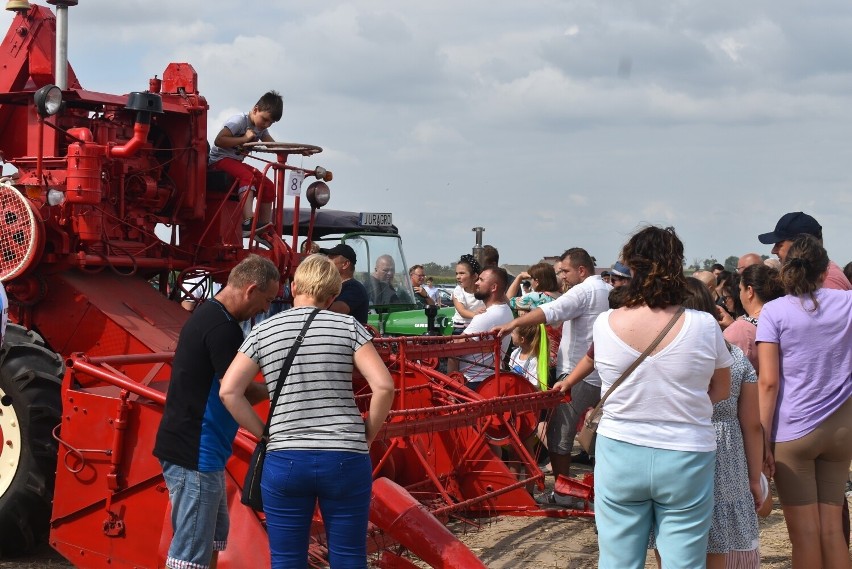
[609, 261, 632, 288]
[758, 212, 851, 290]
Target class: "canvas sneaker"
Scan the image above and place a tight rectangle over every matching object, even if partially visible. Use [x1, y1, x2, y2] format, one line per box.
[242, 219, 272, 237]
[246, 233, 271, 250]
[534, 491, 585, 509]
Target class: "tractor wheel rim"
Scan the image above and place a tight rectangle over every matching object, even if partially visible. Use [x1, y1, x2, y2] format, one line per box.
[0, 386, 23, 498]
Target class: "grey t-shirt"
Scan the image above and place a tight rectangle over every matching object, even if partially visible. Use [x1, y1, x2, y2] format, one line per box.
[208, 113, 269, 165]
[239, 306, 373, 454]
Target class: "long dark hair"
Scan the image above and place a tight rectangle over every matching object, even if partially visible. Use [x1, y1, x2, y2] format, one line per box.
[683, 277, 718, 318]
[621, 226, 688, 309]
[718, 272, 744, 318]
[781, 234, 829, 311]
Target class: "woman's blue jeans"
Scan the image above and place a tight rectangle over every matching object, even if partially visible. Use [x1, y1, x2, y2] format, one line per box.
[262, 449, 373, 569]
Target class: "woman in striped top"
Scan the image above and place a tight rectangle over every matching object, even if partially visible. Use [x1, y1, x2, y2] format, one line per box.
[220, 254, 395, 569]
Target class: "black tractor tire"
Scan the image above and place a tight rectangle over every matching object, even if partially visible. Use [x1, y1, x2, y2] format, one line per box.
[0, 323, 64, 557]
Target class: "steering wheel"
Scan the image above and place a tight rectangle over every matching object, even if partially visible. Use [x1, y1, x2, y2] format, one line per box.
[242, 141, 323, 156]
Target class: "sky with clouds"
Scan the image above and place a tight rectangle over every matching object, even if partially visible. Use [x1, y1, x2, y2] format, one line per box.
[4, 1, 852, 269]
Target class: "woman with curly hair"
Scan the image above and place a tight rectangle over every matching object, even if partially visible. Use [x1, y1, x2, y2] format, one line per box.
[756, 234, 852, 569]
[592, 226, 732, 569]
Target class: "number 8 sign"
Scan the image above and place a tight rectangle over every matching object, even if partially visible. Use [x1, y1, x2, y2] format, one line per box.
[286, 170, 305, 196]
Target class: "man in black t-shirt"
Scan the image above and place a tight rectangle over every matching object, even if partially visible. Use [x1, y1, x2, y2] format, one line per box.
[322, 244, 369, 324]
[154, 254, 279, 569]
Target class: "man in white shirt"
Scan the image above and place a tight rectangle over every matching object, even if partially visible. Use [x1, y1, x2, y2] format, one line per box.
[494, 248, 611, 505]
[448, 267, 514, 388]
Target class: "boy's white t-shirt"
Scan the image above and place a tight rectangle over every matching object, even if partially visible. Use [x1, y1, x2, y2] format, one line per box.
[508, 347, 539, 388]
[593, 309, 733, 452]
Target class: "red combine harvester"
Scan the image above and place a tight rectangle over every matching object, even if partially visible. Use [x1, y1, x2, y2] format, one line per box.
[0, 3, 578, 567]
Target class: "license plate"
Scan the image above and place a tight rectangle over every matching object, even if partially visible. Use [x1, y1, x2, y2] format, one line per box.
[359, 212, 393, 227]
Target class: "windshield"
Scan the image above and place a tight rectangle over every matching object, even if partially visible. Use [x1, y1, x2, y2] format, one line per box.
[345, 234, 415, 309]
[312, 233, 416, 309]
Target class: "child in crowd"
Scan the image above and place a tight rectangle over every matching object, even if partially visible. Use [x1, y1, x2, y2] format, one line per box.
[208, 91, 283, 237]
[508, 323, 547, 391]
[451, 254, 485, 334]
[505, 323, 547, 486]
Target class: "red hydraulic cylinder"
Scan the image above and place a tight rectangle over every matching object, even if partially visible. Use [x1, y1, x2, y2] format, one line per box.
[369, 477, 486, 569]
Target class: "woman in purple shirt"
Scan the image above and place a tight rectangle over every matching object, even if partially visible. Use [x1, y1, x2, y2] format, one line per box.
[756, 234, 852, 569]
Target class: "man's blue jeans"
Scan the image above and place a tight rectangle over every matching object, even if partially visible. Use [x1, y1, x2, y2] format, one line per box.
[160, 461, 228, 569]
[262, 450, 373, 569]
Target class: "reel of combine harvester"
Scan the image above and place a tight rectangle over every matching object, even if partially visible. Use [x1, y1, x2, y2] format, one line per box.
[0, 181, 45, 281]
[475, 373, 540, 445]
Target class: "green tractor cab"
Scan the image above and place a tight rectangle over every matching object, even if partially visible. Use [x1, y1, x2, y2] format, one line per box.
[285, 209, 454, 336]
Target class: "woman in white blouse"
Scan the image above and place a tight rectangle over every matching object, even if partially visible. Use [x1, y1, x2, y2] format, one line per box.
[592, 226, 731, 569]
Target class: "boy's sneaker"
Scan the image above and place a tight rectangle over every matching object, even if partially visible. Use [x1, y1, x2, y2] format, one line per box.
[534, 491, 584, 509]
[253, 234, 272, 249]
[242, 219, 272, 237]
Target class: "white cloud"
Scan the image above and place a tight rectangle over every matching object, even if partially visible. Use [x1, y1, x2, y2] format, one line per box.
[718, 37, 745, 62]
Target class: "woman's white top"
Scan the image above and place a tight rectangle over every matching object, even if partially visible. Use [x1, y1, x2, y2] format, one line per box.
[593, 308, 733, 452]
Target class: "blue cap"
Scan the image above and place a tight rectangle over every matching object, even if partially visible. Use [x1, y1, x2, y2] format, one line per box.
[757, 212, 822, 244]
[611, 261, 631, 279]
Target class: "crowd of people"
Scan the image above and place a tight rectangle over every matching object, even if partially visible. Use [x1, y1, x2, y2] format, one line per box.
[438, 211, 850, 569]
[152, 200, 851, 568]
[490, 211, 848, 569]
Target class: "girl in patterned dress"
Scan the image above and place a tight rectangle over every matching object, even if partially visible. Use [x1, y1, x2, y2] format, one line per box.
[650, 278, 764, 569]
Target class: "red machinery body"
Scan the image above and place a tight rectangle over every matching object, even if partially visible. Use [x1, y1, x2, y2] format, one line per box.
[0, 5, 581, 568]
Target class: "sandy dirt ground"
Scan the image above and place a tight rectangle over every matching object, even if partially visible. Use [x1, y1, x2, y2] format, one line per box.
[426, 463, 850, 569]
[2, 469, 849, 568]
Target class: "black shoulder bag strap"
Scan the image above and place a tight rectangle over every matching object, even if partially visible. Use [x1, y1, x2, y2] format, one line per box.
[262, 308, 320, 440]
[589, 306, 685, 419]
